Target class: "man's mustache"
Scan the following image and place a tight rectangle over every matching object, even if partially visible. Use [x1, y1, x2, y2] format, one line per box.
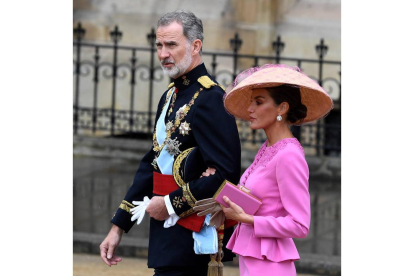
[161, 59, 175, 65]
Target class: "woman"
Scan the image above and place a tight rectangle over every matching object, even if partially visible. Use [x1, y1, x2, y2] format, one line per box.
[201, 64, 333, 275]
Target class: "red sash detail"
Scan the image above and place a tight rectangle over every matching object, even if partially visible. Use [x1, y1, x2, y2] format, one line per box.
[153, 172, 205, 233]
[153, 172, 178, 195]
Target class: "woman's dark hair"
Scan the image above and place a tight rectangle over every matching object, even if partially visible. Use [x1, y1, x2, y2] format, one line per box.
[266, 84, 307, 123]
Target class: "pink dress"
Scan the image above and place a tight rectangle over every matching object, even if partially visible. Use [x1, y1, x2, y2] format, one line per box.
[226, 138, 310, 276]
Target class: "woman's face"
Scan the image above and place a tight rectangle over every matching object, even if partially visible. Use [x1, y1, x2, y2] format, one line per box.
[247, 88, 280, 130]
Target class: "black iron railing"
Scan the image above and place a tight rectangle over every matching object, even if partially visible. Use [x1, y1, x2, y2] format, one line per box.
[73, 23, 341, 156]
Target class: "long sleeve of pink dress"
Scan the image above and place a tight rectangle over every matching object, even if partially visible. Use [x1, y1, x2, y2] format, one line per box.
[226, 138, 310, 263]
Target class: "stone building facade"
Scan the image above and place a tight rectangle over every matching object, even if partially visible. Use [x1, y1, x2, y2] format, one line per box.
[74, 0, 340, 59]
[73, 0, 341, 155]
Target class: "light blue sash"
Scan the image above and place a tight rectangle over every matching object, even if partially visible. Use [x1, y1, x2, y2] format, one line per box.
[193, 214, 218, 254]
[156, 88, 175, 175]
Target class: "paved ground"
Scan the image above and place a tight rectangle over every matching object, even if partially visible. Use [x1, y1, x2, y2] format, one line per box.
[73, 253, 315, 276]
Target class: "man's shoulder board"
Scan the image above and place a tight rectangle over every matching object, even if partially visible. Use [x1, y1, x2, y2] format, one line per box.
[197, 76, 218, 89]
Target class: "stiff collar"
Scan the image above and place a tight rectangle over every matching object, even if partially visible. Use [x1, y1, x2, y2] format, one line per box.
[173, 63, 208, 91]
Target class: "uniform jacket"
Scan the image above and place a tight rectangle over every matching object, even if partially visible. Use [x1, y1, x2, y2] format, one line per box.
[226, 138, 310, 263]
[110, 63, 241, 268]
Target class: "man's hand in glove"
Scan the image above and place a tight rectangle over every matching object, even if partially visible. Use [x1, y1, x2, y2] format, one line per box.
[193, 198, 225, 229]
[130, 196, 150, 225]
[193, 166, 226, 228]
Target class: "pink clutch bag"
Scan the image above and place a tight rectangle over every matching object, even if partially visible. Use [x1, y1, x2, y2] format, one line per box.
[213, 180, 262, 215]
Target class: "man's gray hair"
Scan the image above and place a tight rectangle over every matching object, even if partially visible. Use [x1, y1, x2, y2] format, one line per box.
[157, 10, 204, 54]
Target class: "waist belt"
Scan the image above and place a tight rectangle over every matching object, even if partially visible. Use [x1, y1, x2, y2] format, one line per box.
[153, 172, 205, 233]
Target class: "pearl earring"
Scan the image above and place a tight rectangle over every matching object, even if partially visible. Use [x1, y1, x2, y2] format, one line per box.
[277, 115, 282, 121]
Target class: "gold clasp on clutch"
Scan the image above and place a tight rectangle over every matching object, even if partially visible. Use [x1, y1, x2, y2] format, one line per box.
[239, 185, 250, 193]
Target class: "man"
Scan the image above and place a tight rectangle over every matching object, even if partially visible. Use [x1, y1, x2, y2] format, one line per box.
[99, 10, 241, 276]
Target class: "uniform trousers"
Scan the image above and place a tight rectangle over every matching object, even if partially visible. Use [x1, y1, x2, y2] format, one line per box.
[154, 265, 208, 276]
[239, 255, 296, 276]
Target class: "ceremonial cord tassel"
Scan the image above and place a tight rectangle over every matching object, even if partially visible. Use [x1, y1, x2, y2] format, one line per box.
[207, 253, 219, 276]
[217, 224, 225, 276]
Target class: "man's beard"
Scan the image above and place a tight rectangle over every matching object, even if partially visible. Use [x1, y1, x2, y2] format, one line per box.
[160, 46, 192, 78]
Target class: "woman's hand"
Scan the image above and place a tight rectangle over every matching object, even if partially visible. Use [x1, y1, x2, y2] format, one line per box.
[200, 167, 216, 178]
[222, 196, 254, 224]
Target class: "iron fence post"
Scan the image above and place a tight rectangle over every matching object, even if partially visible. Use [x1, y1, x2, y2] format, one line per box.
[129, 49, 137, 132]
[211, 54, 217, 79]
[147, 28, 156, 132]
[230, 33, 242, 80]
[253, 57, 259, 67]
[272, 35, 285, 64]
[73, 22, 85, 135]
[315, 38, 328, 156]
[110, 25, 122, 136]
[92, 46, 100, 134]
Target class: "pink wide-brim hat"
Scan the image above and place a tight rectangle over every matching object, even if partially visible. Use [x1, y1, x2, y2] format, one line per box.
[223, 65, 334, 124]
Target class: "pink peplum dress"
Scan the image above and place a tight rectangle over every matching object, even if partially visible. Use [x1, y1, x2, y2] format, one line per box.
[226, 138, 310, 276]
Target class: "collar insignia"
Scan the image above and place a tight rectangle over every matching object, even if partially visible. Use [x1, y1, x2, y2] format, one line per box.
[182, 76, 190, 86]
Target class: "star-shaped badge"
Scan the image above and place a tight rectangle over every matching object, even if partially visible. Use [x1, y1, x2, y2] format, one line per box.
[179, 121, 191, 136]
[166, 121, 174, 131]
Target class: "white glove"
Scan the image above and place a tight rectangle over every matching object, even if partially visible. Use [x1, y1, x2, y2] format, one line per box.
[163, 213, 180, 228]
[130, 196, 150, 225]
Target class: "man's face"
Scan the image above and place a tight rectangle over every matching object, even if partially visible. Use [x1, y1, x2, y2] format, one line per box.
[156, 21, 192, 79]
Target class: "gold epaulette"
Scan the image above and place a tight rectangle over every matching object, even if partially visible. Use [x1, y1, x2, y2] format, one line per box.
[219, 84, 226, 91]
[167, 82, 174, 89]
[197, 76, 217, 89]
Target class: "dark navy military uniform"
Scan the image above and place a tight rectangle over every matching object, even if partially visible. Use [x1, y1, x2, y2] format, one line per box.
[111, 63, 241, 273]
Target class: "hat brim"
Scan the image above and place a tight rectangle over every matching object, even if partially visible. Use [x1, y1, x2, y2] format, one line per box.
[224, 67, 334, 124]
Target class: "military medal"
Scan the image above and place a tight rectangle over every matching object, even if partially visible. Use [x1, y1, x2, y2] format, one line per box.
[165, 137, 182, 156]
[179, 121, 191, 136]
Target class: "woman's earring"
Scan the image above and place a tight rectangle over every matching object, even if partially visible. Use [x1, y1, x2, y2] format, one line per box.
[277, 115, 282, 121]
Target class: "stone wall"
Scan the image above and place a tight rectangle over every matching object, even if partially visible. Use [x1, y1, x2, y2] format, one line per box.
[74, 135, 340, 185]
[73, 135, 341, 275]
[74, 0, 340, 59]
